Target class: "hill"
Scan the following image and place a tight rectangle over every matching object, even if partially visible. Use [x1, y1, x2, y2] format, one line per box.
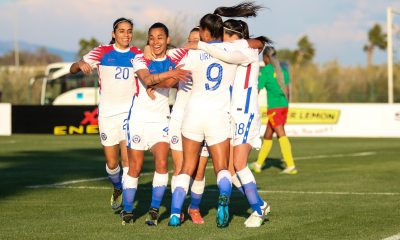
[0, 40, 76, 62]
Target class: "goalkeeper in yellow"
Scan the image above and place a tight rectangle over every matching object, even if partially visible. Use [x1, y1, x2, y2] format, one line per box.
[249, 46, 297, 174]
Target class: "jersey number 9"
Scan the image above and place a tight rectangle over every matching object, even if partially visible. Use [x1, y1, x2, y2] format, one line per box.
[205, 63, 223, 91]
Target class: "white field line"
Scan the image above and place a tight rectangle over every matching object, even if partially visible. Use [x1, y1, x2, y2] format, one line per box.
[27, 185, 400, 196]
[382, 233, 400, 240]
[295, 151, 376, 160]
[26, 151, 376, 189]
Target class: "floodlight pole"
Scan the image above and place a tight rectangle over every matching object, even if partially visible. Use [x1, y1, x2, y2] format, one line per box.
[13, 1, 19, 68]
[387, 7, 400, 104]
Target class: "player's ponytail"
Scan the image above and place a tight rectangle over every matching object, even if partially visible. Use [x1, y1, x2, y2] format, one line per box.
[109, 17, 134, 44]
[213, 1, 264, 18]
[263, 45, 285, 91]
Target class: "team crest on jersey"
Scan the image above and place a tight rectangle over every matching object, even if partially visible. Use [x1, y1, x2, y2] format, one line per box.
[171, 135, 179, 144]
[100, 133, 107, 141]
[132, 135, 141, 144]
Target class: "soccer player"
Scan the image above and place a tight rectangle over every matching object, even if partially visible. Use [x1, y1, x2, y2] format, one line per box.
[167, 2, 262, 228]
[170, 28, 208, 224]
[121, 22, 191, 225]
[70, 18, 141, 212]
[249, 46, 297, 174]
[147, 27, 209, 224]
[189, 17, 271, 227]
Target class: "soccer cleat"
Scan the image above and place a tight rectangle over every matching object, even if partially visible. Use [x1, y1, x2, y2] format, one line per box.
[244, 211, 264, 227]
[110, 188, 123, 210]
[188, 208, 205, 224]
[120, 210, 134, 225]
[249, 162, 262, 173]
[244, 202, 270, 226]
[281, 166, 298, 175]
[261, 201, 271, 218]
[216, 194, 229, 228]
[145, 208, 160, 226]
[168, 215, 181, 227]
[180, 212, 185, 223]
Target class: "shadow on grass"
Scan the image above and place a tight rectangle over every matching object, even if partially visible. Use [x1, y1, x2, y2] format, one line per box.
[0, 144, 257, 226]
[262, 157, 286, 171]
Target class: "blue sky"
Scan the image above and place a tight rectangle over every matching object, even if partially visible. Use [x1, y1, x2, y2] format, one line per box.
[0, 0, 399, 66]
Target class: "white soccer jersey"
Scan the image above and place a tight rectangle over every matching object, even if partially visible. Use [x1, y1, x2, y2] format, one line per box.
[197, 39, 261, 146]
[83, 44, 141, 117]
[128, 54, 171, 123]
[171, 41, 239, 144]
[178, 42, 239, 113]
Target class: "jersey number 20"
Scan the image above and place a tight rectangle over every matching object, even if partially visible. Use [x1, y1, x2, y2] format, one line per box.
[205, 63, 223, 91]
[115, 67, 130, 80]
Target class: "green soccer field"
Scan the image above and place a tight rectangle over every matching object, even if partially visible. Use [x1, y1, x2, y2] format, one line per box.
[0, 135, 399, 240]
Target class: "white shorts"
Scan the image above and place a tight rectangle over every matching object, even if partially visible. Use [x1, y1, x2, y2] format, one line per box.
[231, 112, 261, 148]
[181, 110, 231, 146]
[127, 121, 169, 150]
[169, 116, 209, 157]
[98, 113, 128, 146]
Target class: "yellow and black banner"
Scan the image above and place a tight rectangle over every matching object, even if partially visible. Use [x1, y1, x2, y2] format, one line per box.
[260, 107, 340, 124]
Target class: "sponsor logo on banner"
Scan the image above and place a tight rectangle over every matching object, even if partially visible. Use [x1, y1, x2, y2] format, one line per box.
[260, 107, 340, 124]
[54, 107, 99, 135]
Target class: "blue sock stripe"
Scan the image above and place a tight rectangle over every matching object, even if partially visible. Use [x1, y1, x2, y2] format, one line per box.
[123, 188, 137, 212]
[243, 182, 262, 215]
[150, 186, 167, 209]
[171, 187, 186, 215]
[190, 192, 203, 209]
[217, 177, 232, 197]
[108, 173, 122, 190]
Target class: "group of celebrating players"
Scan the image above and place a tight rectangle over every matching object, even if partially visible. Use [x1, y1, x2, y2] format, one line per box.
[70, 1, 296, 228]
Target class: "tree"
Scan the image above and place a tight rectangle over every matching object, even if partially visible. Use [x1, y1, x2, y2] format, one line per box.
[78, 37, 101, 58]
[293, 35, 315, 66]
[277, 48, 296, 65]
[132, 29, 148, 49]
[363, 23, 387, 66]
[0, 49, 62, 66]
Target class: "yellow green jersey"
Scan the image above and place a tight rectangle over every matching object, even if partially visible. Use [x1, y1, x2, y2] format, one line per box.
[257, 64, 290, 109]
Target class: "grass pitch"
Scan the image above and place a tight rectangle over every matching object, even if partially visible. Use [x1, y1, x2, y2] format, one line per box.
[0, 135, 399, 240]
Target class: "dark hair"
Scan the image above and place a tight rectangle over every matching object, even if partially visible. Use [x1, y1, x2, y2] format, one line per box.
[190, 27, 200, 33]
[263, 45, 276, 57]
[223, 19, 249, 39]
[109, 17, 133, 44]
[148, 22, 169, 37]
[199, 14, 224, 40]
[199, 1, 264, 41]
[214, 1, 263, 18]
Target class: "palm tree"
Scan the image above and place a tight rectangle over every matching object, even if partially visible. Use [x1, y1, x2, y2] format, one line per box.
[363, 23, 387, 66]
[78, 37, 101, 59]
[294, 35, 315, 66]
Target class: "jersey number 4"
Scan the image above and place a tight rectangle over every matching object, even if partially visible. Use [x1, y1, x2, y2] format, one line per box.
[205, 63, 223, 91]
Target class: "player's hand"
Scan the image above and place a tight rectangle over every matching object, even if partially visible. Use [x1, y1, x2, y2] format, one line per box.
[143, 45, 155, 61]
[78, 60, 93, 74]
[183, 41, 198, 50]
[171, 67, 191, 82]
[146, 87, 156, 100]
